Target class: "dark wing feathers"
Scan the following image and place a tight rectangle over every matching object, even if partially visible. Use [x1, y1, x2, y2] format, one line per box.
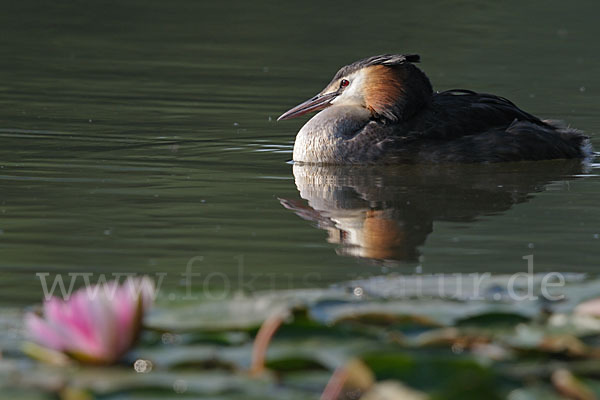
[435, 89, 543, 124]
[410, 90, 547, 141]
[368, 89, 589, 163]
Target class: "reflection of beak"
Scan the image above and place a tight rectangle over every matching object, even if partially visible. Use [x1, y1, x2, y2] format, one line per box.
[277, 91, 339, 121]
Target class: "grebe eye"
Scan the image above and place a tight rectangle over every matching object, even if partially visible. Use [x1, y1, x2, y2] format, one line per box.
[340, 79, 350, 88]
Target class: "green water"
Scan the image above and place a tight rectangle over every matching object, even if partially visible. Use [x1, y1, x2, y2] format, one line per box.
[0, 0, 599, 305]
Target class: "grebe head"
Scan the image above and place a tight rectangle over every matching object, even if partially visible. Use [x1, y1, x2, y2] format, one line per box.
[278, 54, 433, 123]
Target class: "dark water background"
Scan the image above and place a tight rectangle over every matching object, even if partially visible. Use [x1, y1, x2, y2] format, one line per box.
[0, 0, 598, 304]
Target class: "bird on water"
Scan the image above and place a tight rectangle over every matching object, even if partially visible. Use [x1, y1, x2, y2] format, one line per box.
[278, 54, 591, 164]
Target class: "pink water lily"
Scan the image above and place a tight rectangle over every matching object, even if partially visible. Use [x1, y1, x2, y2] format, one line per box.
[24, 276, 154, 364]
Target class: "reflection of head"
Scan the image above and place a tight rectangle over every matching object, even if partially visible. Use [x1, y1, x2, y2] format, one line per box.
[282, 161, 585, 263]
[326, 209, 430, 262]
[362, 211, 408, 259]
[354, 210, 409, 260]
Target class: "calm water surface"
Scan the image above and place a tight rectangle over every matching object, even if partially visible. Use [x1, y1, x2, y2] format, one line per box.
[0, 1, 599, 304]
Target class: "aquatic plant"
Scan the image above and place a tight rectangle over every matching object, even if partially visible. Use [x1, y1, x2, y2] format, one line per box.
[24, 276, 154, 364]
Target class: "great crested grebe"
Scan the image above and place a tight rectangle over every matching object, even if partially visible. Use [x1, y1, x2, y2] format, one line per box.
[278, 54, 591, 164]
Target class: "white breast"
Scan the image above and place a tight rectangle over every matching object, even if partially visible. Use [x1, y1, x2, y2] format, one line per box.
[292, 105, 371, 163]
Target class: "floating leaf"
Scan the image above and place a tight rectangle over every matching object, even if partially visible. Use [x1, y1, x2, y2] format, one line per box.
[575, 297, 600, 317]
[145, 295, 290, 332]
[361, 381, 428, 400]
[310, 299, 536, 327]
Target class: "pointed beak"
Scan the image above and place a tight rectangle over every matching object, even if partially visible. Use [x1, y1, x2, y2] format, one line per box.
[277, 91, 339, 121]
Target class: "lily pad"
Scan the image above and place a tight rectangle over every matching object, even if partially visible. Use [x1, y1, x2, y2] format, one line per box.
[145, 295, 291, 332]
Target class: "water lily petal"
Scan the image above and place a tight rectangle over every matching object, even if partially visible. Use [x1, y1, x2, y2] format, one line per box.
[25, 276, 155, 364]
[24, 312, 65, 351]
[112, 283, 140, 354]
